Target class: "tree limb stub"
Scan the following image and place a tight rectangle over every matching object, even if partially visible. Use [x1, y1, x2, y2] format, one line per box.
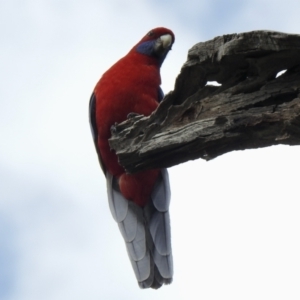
[109, 30, 300, 173]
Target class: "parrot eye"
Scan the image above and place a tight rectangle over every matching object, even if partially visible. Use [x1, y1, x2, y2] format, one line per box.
[147, 30, 154, 37]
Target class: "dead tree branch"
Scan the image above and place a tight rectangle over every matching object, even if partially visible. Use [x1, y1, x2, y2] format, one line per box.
[109, 30, 300, 173]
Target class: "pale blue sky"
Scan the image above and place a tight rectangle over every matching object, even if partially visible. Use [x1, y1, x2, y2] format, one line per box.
[1, 1, 300, 299]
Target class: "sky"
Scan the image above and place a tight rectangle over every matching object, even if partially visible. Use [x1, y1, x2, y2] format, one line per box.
[1, 0, 300, 299]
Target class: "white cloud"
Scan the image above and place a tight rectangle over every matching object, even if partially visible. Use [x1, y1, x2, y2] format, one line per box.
[1, 0, 300, 299]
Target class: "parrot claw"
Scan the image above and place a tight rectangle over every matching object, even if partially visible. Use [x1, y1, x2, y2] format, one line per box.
[127, 112, 142, 119]
[110, 122, 118, 133]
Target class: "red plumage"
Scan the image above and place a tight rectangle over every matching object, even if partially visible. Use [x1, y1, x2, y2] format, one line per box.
[90, 27, 174, 288]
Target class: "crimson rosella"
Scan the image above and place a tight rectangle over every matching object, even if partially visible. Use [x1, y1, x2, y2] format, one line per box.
[89, 27, 174, 289]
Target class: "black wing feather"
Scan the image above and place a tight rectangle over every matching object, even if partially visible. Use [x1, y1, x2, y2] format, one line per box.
[89, 92, 106, 174]
[157, 87, 164, 103]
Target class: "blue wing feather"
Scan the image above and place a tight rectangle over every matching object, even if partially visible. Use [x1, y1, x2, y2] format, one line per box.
[89, 92, 106, 174]
[157, 87, 164, 103]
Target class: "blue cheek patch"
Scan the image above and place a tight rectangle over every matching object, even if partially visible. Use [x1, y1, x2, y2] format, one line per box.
[136, 40, 156, 56]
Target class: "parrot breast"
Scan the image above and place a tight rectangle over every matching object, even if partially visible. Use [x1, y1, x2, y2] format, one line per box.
[94, 52, 161, 191]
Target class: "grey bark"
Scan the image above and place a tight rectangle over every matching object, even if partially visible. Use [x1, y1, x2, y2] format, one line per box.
[109, 30, 300, 173]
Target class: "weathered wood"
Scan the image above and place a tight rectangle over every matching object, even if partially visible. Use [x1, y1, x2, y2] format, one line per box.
[109, 30, 300, 173]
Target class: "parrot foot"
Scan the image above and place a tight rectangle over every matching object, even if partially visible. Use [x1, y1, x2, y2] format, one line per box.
[127, 112, 143, 119]
[110, 122, 119, 134]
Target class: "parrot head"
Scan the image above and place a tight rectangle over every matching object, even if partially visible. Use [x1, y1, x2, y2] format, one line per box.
[134, 27, 175, 65]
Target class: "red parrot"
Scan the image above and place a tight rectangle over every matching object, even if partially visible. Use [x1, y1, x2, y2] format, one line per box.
[89, 27, 174, 289]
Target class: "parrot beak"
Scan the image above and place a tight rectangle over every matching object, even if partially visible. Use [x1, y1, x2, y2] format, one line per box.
[159, 34, 173, 49]
[154, 34, 173, 57]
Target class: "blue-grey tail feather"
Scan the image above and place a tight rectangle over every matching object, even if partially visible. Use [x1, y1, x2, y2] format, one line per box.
[106, 169, 173, 289]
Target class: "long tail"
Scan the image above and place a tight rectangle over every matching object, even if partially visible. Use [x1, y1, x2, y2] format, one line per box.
[106, 169, 173, 289]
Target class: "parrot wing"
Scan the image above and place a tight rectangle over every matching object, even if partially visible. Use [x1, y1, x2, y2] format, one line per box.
[106, 169, 173, 289]
[157, 86, 164, 103]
